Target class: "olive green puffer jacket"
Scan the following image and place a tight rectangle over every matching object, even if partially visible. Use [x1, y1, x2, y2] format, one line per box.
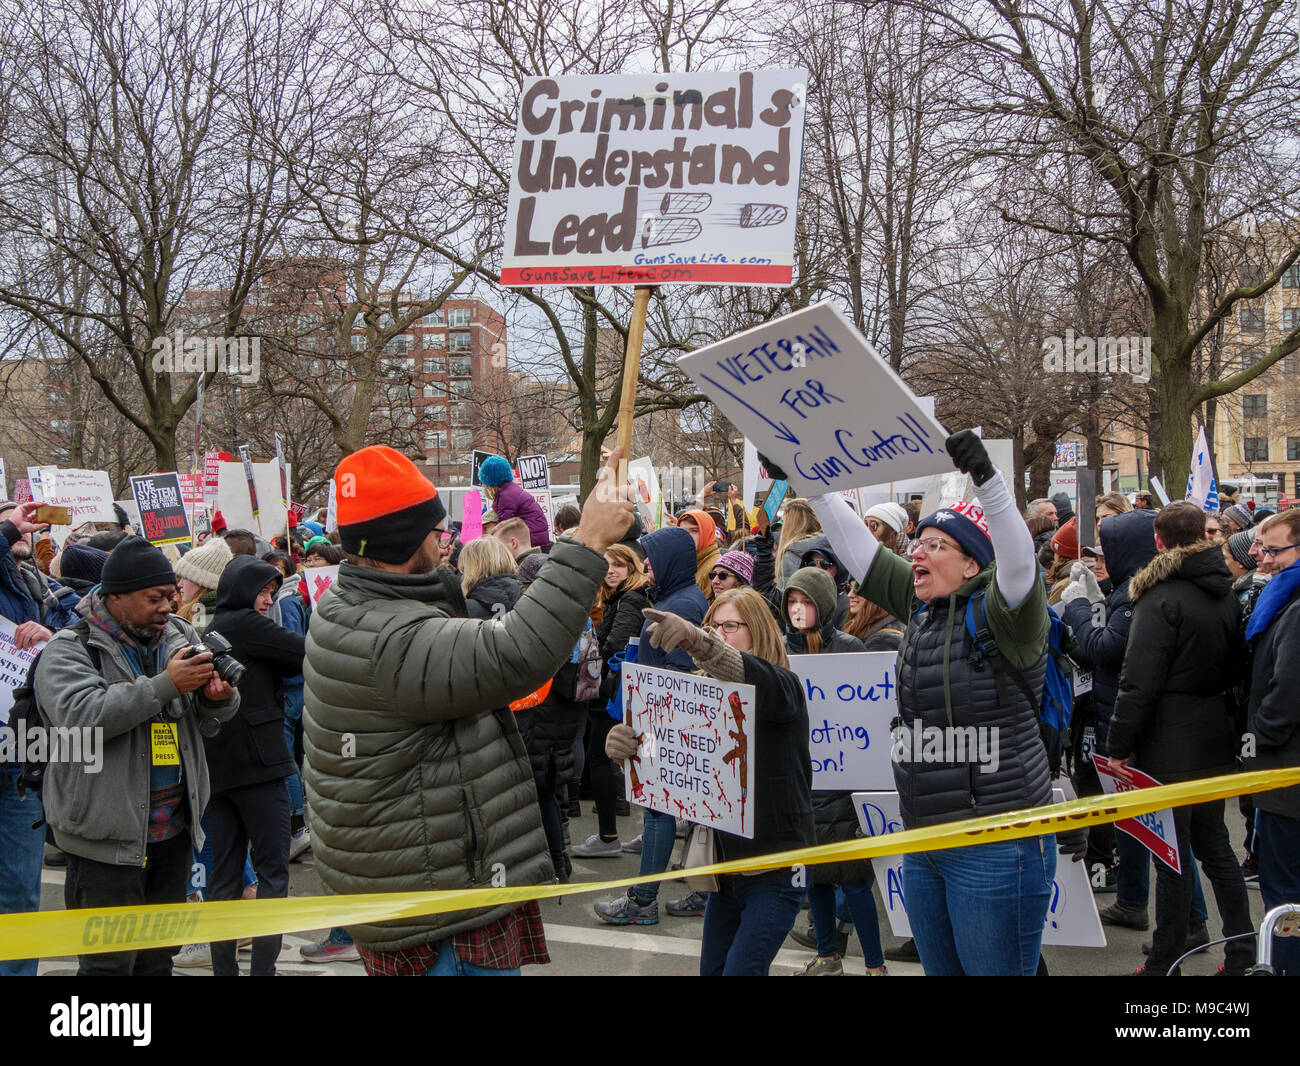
[302, 536, 608, 952]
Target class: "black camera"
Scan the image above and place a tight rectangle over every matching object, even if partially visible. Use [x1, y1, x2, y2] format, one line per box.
[180, 631, 246, 688]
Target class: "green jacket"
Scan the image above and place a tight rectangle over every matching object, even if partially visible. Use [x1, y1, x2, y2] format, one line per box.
[302, 536, 607, 952]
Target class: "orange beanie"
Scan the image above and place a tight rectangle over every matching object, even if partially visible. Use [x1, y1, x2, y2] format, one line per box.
[333, 445, 446, 562]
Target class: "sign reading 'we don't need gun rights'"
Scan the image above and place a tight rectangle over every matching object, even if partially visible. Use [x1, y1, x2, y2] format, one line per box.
[501, 69, 808, 288]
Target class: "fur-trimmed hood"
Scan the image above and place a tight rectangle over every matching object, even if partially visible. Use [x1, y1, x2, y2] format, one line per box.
[1129, 538, 1232, 602]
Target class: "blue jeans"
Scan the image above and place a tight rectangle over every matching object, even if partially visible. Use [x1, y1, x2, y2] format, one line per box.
[903, 836, 1056, 976]
[191, 814, 258, 898]
[699, 870, 804, 976]
[632, 809, 677, 904]
[424, 943, 519, 976]
[284, 684, 304, 818]
[810, 878, 885, 968]
[1116, 828, 1209, 921]
[0, 768, 44, 976]
[1256, 810, 1300, 977]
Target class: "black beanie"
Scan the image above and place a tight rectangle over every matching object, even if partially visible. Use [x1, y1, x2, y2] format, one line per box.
[100, 536, 177, 595]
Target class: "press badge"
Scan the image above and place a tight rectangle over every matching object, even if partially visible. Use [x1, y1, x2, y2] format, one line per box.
[151, 722, 181, 766]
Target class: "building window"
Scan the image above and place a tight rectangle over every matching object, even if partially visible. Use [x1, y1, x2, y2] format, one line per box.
[448, 308, 472, 326]
[449, 331, 471, 351]
[1284, 262, 1300, 289]
[1244, 437, 1269, 462]
[424, 356, 445, 375]
[1239, 308, 1265, 332]
[1294, 472, 1300, 498]
[424, 430, 447, 450]
[422, 384, 445, 399]
[350, 335, 369, 351]
[1289, 438, 1300, 462]
[450, 379, 472, 398]
[385, 334, 413, 355]
[450, 404, 471, 425]
[1243, 394, 1267, 418]
[1283, 308, 1300, 331]
[299, 336, 317, 351]
[423, 332, 446, 349]
[451, 429, 473, 449]
[448, 355, 472, 376]
[422, 309, 445, 325]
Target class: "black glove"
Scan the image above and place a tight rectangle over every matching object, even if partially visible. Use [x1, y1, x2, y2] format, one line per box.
[1056, 827, 1088, 863]
[758, 452, 788, 482]
[945, 430, 995, 486]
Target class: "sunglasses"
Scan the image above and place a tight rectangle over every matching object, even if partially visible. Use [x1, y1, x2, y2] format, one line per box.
[808, 558, 836, 570]
[708, 570, 736, 581]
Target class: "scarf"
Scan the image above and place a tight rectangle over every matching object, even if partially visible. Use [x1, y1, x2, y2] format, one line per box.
[85, 588, 164, 676]
[1245, 556, 1300, 643]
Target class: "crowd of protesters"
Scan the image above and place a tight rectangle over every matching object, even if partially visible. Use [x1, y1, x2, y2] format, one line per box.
[1, 437, 1297, 978]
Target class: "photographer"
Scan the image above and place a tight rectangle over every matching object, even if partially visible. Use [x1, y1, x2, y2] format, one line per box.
[32, 536, 240, 977]
[205, 554, 306, 977]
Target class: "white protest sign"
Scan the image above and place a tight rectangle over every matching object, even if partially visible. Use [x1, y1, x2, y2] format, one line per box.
[215, 461, 291, 537]
[622, 661, 757, 838]
[627, 456, 662, 532]
[304, 565, 340, 607]
[789, 652, 898, 790]
[1092, 755, 1181, 872]
[38, 467, 118, 525]
[0, 458, 6, 500]
[325, 478, 338, 533]
[526, 488, 554, 539]
[854, 789, 1107, 948]
[0, 619, 43, 724]
[678, 302, 950, 496]
[502, 69, 808, 288]
[25, 466, 45, 504]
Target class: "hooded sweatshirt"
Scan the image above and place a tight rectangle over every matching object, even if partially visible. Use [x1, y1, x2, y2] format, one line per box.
[797, 535, 851, 630]
[205, 555, 305, 793]
[681, 509, 721, 599]
[638, 526, 708, 672]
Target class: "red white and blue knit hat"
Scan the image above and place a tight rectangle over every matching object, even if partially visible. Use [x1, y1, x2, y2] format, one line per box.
[915, 500, 993, 568]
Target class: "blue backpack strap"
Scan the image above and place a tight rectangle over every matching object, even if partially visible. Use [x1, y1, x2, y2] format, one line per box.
[963, 588, 1038, 711]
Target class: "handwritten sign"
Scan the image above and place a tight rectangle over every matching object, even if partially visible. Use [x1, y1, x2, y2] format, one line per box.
[678, 302, 951, 496]
[502, 69, 808, 288]
[304, 565, 340, 607]
[203, 450, 226, 509]
[0, 619, 43, 724]
[26, 467, 45, 504]
[1092, 755, 1181, 873]
[38, 467, 117, 525]
[517, 453, 550, 491]
[12, 479, 32, 505]
[527, 488, 554, 539]
[622, 661, 757, 838]
[461, 490, 484, 542]
[854, 789, 1107, 948]
[789, 652, 898, 790]
[129, 473, 191, 546]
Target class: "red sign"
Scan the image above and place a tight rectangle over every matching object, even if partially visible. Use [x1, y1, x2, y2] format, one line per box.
[1092, 755, 1181, 873]
[288, 502, 307, 525]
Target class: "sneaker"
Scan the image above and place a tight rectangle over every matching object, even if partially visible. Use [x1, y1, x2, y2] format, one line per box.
[594, 891, 659, 926]
[1242, 860, 1260, 888]
[1099, 902, 1150, 931]
[884, 938, 919, 962]
[796, 954, 844, 976]
[789, 921, 849, 956]
[1142, 922, 1209, 956]
[665, 891, 708, 917]
[174, 942, 212, 968]
[866, 964, 888, 976]
[621, 834, 643, 854]
[299, 933, 360, 963]
[289, 827, 312, 862]
[43, 847, 67, 868]
[571, 834, 623, 858]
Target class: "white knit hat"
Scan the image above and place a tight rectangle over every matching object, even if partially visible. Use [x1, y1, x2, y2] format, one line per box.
[174, 537, 233, 591]
[865, 502, 909, 534]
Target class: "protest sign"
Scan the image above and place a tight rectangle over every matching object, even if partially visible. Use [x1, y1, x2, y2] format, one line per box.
[37, 468, 117, 525]
[679, 302, 950, 496]
[517, 453, 550, 492]
[501, 69, 808, 288]
[325, 478, 337, 533]
[469, 450, 496, 488]
[12, 480, 32, 505]
[789, 652, 897, 790]
[25, 467, 45, 504]
[0, 619, 43, 723]
[760, 479, 788, 527]
[274, 433, 289, 506]
[129, 473, 191, 546]
[1093, 755, 1181, 872]
[0, 458, 6, 500]
[622, 660, 757, 838]
[176, 473, 203, 512]
[1076, 467, 1097, 549]
[114, 498, 142, 531]
[215, 461, 291, 537]
[461, 490, 483, 541]
[304, 565, 340, 607]
[854, 788, 1107, 948]
[627, 456, 662, 532]
[1149, 475, 1171, 506]
[288, 502, 307, 527]
[527, 488, 554, 538]
[203, 451, 227, 509]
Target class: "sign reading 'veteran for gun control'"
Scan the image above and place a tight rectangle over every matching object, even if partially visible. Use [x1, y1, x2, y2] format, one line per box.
[502, 70, 807, 288]
[677, 302, 951, 496]
[622, 661, 757, 839]
[789, 652, 898, 790]
[128, 473, 191, 546]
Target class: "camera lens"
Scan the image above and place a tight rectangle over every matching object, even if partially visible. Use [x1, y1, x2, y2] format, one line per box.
[199, 716, 221, 738]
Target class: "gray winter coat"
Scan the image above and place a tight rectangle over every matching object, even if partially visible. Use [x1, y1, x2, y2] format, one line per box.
[33, 615, 241, 865]
[302, 536, 607, 953]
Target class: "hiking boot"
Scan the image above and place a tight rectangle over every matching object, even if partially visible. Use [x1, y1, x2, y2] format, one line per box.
[1142, 921, 1209, 956]
[594, 891, 659, 926]
[1099, 902, 1149, 931]
[621, 834, 643, 854]
[796, 954, 844, 976]
[884, 938, 919, 962]
[571, 834, 623, 858]
[665, 891, 708, 917]
[789, 920, 849, 956]
[299, 931, 359, 963]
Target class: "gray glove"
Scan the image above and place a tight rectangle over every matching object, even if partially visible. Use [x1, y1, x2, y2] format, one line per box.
[642, 607, 708, 657]
[1070, 561, 1105, 604]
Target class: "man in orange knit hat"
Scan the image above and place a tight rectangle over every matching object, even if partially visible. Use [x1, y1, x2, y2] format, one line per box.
[303, 444, 633, 975]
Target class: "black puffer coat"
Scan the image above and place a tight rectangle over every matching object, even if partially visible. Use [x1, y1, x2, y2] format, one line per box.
[1108, 539, 1240, 783]
[1244, 576, 1300, 819]
[465, 573, 523, 620]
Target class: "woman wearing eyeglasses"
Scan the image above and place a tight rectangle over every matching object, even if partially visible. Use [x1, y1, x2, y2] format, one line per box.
[764, 431, 1074, 977]
[604, 587, 815, 975]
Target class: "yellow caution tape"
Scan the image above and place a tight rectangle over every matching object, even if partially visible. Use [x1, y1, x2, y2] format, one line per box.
[2, 766, 1296, 961]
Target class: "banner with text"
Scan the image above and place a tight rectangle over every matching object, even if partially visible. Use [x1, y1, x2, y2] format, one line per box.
[37, 467, 117, 526]
[517, 454, 550, 492]
[789, 651, 898, 790]
[1093, 755, 1181, 873]
[678, 302, 951, 496]
[502, 69, 808, 288]
[622, 661, 757, 838]
[0, 619, 43, 723]
[129, 473, 191, 546]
